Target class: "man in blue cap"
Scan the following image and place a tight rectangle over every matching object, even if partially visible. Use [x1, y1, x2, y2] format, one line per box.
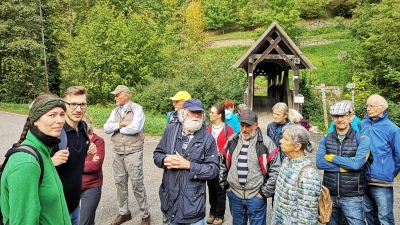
[154, 98, 219, 225]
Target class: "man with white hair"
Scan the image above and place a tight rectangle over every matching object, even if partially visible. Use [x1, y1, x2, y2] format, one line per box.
[360, 94, 400, 225]
[154, 98, 219, 225]
[104, 85, 150, 225]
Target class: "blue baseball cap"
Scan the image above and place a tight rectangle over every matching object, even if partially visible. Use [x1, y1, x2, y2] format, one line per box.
[183, 98, 204, 112]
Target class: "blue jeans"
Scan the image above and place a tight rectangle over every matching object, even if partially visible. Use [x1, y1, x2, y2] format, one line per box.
[364, 186, 394, 225]
[227, 191, 266, 225]
[327, 195, 365, 225]
[170, 218, 205, 225]
[70, 206, 80, 225]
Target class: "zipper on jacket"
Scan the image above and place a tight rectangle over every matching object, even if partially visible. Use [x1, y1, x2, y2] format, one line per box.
[337, 139, 343, 197]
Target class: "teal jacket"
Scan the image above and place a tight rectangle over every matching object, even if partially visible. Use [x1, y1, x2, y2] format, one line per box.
[1, 130, 71, 225]
[328, 115, 361, 133]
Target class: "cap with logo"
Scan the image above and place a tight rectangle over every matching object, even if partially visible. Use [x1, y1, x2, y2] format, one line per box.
[330, 101, 352, 116]
[239, 109, 258, 125]
[169, 91, 191, 101]
[183, 98, 204, 112]
[110, 85, 131, 95]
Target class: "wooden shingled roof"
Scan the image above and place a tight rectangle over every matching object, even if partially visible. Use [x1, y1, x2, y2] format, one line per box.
[233, 22, 316, 71]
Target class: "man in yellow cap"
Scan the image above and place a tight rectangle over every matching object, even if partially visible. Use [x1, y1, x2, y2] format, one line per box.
[166, 91, 191, 124]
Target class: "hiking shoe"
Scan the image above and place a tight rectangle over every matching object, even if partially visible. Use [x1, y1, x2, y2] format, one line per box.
[111, 212, 132, 225]
[206, 215, 215, 224]
[141, 215, 151, 225]
[213, 218, 223, 225]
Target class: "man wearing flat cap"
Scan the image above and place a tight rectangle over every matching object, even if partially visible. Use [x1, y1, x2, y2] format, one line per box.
[166, 91, 191, 125]
[220, 109, 280, 225]
[154, 98, 219, 225]
[316, 100, 371, 225]
[104, 85, 150, 225]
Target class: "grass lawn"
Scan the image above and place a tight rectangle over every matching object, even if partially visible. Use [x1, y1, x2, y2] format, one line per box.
[0, 103, 166, 136]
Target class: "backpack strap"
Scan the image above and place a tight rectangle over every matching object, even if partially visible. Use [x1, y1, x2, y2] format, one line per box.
[297, 165, 315, 186]
[58, 128, 67, 150]
[3, 145, 44, 185]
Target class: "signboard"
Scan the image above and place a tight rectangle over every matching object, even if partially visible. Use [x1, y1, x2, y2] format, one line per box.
[320, 83, 326, 92]
[294, 95, 304, 103]
[346, 83, 355, 89]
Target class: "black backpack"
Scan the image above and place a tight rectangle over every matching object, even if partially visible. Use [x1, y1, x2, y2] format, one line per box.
[0, 145, 44, 225]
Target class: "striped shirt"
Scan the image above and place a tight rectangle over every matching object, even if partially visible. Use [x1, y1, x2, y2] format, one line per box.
[237, 140, 249, 187]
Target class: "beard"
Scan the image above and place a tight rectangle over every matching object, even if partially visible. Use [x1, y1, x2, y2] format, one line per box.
[183, 118, 203, 132]
[241, 129, 257, 141]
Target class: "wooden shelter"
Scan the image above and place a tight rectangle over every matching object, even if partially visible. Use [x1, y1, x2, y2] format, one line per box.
[233, 22, 316, 112]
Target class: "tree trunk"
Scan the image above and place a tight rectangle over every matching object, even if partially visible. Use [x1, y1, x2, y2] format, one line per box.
[39, 0, 49, 92]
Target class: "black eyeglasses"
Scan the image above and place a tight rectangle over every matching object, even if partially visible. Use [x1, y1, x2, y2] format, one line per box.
[65, 102, 88, 109]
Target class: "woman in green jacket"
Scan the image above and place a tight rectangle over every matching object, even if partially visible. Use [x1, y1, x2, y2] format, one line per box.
[1, 96, 71, 225]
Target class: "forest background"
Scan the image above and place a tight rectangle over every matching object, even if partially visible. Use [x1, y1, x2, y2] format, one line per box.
[1, 0, 400, 136]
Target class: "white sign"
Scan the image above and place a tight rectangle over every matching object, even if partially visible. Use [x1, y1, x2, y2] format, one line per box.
[320, 83, 326, 92]
[294, 95, 304, 103]
[346, 83, 355, 89]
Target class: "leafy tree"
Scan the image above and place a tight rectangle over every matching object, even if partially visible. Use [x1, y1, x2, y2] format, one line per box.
[61, 2, 166, 104]
[0, 1, 47, 102]
[259, 0, 301, 36]
[181, 0, 206, 51]
[295, 0, 330, 18]
[235, 0, 264, 30]
[299, 70, 324, 128]
[350, 0, 400, 103]
[202, 0, 235, 30]
[328, 0, 357, 17]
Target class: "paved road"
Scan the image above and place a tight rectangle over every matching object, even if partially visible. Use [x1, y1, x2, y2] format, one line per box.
[1, 111, 399, 224]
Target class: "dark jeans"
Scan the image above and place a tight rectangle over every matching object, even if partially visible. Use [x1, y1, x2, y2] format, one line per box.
[207, 175, 226, 219]
[80, 186, 102, 225]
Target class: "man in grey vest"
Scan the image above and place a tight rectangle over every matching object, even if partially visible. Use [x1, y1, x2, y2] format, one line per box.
[104, 85, 150, 225]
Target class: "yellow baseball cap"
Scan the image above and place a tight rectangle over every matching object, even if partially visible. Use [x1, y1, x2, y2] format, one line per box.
[169, 91, 191, 101]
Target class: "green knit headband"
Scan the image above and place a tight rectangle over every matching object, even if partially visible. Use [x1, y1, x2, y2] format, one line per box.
[29, 98, 66, 122]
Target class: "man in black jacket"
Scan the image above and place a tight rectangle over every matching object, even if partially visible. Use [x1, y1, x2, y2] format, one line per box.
[51, 86, 97, 225]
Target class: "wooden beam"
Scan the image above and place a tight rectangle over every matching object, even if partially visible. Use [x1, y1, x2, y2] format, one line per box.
[248, 57, 254, 110]
[253, 36, 281, 68]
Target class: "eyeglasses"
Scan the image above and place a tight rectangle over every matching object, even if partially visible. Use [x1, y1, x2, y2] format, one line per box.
[332, 113, 350, 119]
[173, 100, 183, 104]
[65, 102, 88, 109]
[365, 105, 382, 109]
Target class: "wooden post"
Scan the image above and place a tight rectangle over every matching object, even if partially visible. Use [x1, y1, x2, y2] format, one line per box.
[293, 66, 299, 111]
[248, 57, 254, 110]
[321, 84, 328, 128]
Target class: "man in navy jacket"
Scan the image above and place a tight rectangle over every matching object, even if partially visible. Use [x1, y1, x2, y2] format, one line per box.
[154, 98, 219, 225]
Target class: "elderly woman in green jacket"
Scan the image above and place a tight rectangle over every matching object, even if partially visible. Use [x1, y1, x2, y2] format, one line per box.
[271, 124, 321, 225]
[1, 95, 71, 225]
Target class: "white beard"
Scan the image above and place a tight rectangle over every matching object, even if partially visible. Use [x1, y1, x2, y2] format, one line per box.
[183, 118, 203, 132]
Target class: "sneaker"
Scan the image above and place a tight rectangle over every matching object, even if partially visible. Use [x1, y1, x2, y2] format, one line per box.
[111, 212, 132, 225]
[141, 215, 151, 225]
[206, 215, 215, 224]
[213, 218, 223, 225]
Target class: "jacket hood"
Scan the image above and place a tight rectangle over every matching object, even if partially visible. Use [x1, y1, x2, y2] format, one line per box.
[225, 109, 233, 119]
